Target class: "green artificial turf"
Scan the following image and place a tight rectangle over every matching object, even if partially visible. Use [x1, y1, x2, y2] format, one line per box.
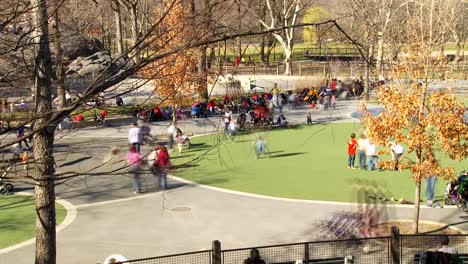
[0, 195, 66, 249]
[173, 122, 466, 203]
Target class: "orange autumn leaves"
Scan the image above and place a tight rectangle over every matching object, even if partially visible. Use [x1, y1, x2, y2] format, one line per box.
[140, 0, 199, 107]
[361, 84, 467, 182]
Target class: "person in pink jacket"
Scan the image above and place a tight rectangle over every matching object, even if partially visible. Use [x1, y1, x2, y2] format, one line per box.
[127, 145, 142, 194]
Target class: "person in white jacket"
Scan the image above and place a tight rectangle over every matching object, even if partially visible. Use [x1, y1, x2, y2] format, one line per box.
[366, 139, 378, 171]
[128, 122, 142, 153]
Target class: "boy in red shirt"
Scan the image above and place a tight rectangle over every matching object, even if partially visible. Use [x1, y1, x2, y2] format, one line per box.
[347, 133, 358, 169]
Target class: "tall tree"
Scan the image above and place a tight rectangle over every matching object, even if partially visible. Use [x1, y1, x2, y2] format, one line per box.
[118, 0, 140, 59]
[361, 0, 468, 234]
[141, 0, 199, 119]
[31, 0, 57, 262]
[50, 0, 66, 109]
[111, 0, 124, 54]
[239, 0, 302, 75]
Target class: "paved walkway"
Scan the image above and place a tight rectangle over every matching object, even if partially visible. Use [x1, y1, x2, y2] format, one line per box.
[1, 100, 467, 264]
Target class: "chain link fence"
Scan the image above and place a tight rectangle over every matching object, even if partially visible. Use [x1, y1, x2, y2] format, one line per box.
[117, 232, 468, 264]
[400, 234, 468, 264]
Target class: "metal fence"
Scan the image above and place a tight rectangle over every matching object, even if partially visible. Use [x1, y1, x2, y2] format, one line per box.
[400, 234, 468, 264]
[118, 232, 468, 264]
[116, 250, 212, 264]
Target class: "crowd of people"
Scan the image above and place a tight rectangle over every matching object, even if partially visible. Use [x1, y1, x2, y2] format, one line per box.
[346, 133, 404, 171]
[125, 120, 194, 193]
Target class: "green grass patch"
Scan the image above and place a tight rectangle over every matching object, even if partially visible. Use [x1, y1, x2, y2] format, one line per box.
[173, 123, 466, 203]
[456, 95, 467, 107]
[0, 195, 66, 249]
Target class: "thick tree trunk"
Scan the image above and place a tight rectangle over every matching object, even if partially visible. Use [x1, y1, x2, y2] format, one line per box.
[111, 0, 124, 54]
[51, 0, 65, 109]
[198, 45, 208, 99]
[284, 47, 291, 75]
[32, 0, 57, 263]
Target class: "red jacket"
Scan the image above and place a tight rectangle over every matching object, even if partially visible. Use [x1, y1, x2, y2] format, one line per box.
[347, 138, 358, 155]
[155, 150, 170, 168]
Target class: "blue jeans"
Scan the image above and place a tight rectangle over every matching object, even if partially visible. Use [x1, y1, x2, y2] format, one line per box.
[158, 170, 168, 189]
[426, 176, 437, 201]
[168, 134, 173, 149]
[131, 142, 141, 153]
[348, 154, 356, 167]
[358, 150, 366, 169]
[129, 166, 141, 192]
[367, 155, 378, 170]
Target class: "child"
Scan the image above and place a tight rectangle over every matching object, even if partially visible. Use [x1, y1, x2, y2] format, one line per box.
[255, 137, 271, 159]
[306, 111, 312, 125]
[331, 94, 337, 110]
[347, 133, 358, 169]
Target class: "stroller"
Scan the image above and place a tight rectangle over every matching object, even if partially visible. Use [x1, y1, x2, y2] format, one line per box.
[444, 171, 468, 209]
[0, 165, 14, 195]
[93, 110, 107, 127]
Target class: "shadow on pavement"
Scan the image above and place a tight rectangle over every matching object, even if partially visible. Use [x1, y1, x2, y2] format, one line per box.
[59, 156, 92, 167]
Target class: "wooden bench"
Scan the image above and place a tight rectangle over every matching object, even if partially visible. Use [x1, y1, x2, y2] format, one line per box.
[271, 256, 354, 264]
[414, 252, 468, 264]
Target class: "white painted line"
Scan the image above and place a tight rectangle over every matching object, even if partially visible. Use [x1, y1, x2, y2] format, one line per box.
[168, 175, 458, 209]
[0, 192, 77, 254]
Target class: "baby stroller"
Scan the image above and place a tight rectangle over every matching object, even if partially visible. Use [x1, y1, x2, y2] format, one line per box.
[93, 111, 106, 127]
[0, 165, 14, 195]
[237, 111, 247, 131]
[175, 108, 187, 120]
[444, 171, 468, 209]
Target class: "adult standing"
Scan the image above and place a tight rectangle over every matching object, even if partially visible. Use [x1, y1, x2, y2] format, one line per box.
[271, 83, 280, 108]
[167, 122, 176, 150]
[155, 146, 171, 190]
[426, 175, 437, 207]
[390, 142, 404, 170]
[224, 107, 232, 134]
[16, 125, 30, 150]
[357, 134, 368, 170]
[366, 139, 378, 171]
[128, 122, 142, 153]
[127, 145, 142, 194]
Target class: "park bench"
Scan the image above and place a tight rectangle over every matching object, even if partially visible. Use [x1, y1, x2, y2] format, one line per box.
[271, 256, 354, 264]
[413, 252, 468, 264]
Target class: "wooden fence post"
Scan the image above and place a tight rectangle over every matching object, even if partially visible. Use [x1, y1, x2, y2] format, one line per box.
[391, 226, 400, 264]
[304, 243, 309, 264]
[212, 240, 221, 264]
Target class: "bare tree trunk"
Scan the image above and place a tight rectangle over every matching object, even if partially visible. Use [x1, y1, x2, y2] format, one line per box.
[196, 0, 209, 100]
[111, 0, 124, 54]
[376, 31, 384, 79]
[51, 0, 65, 109]
[412, 177, 421, 234]
[260, 33, 266, 64]
[236, 2, 242, 58]
[129, 3, 139, 60]
[364, 45, 374, 101]
[32, 0, 57, 263]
